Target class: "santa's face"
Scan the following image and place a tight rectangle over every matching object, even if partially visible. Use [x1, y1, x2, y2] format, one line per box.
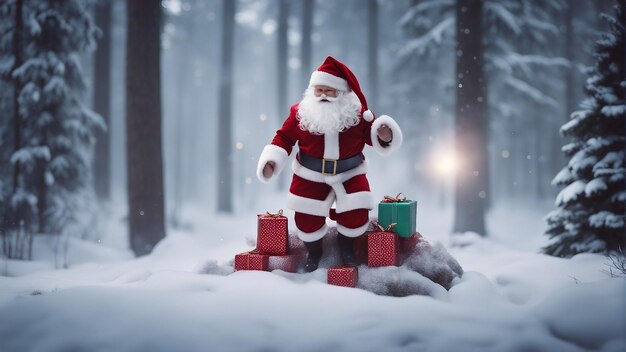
[313, 85, 338, 101]
[297, 86, 361, 135]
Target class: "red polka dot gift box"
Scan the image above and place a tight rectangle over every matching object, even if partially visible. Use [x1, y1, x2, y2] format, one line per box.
[327, 265, 358, 288]
[256, 210, 289, 256]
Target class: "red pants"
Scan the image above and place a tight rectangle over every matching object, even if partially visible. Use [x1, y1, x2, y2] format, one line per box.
[288, 173, 371, 241]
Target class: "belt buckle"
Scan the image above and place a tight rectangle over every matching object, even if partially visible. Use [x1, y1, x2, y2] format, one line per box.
[321, 159, 337, 175]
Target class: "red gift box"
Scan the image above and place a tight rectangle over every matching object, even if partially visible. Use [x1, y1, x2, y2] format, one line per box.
[327, 265, 358, 287]
[257, 210, 288, 255]
[234, 250, 269, 271]
[268, 254, 303, 273]
[368, 231, 399, 267]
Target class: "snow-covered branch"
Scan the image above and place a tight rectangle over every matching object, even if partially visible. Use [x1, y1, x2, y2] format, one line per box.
[399, 0, 454, 27]
[484, 1, 520, 35]
[11, 146, 51, 166]
[492, 53, 569, 75]
[398, 17, 455, 58]
[503, 76, 558, 108]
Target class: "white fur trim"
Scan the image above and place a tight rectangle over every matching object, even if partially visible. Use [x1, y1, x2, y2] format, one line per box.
[296, 223, 328, 242]
[370, 115, 403, 156]
[292, 158, 368, 185]
[337, 221, 370, 238]
[334, 191, 373, 213]
[323, 132, 340, 159]
[309, 71, 349, 91]
[286, 191, 335, 217]
[331, 179, 374, 213]
[256, 144, 289, 183]
[363, 110, 374, 122]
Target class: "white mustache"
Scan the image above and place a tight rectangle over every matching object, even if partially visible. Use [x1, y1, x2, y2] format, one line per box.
[315, 94, 339, 102]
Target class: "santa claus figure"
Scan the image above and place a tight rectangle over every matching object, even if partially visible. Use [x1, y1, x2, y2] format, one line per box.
[257, 56, 403, 272]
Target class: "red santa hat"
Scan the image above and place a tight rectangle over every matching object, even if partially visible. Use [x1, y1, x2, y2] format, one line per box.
[309, 56, 374, 122]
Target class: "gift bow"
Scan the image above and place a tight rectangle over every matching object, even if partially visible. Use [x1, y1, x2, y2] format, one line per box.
[262, 209, 284, 217]
[375, 222, 397, 232]
[382, 193, 407, 203]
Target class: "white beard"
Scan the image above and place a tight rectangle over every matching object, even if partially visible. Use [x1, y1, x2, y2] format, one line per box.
[297, 87, 362, 135]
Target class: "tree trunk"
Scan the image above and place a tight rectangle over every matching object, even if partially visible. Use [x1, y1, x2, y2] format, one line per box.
[564, 0, 576, 122]
[301, 0, 313, 89]
[277, 0, 288, 124]
[172, 45, 187, 227]
[36, 157, 47, 233]
[534, 111, 544, 198]
[453, 0, 488, 235]
[367, 0, 379, 110]
[93, 0, 112, 201]
[171, 14, 195, 227]
[275, 0, 289, 189]
[126, 0, 166, 256]
[12, 0, 23, 196]
[217, 0, 235, 212]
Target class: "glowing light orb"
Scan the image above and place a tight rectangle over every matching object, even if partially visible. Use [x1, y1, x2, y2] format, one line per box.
[433, 151, 459, 176]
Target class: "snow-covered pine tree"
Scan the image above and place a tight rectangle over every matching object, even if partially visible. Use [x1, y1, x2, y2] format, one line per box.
[2, 0, 103, 240]
[544, 1, 625, 257]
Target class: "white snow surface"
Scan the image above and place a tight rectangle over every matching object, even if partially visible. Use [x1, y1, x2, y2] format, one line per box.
[0, 201, 625, 352]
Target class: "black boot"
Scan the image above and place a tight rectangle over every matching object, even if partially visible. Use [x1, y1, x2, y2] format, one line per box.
[337, 233, 359, 266]
[303, 239, 323, 272]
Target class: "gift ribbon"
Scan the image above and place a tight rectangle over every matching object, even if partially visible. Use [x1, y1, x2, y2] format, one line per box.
[262, 209, 284, 218]
[382, 193, 407, 203]
[375, 222, 397, 232]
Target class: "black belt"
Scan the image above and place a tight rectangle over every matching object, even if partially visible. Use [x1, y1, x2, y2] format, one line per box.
[298, 152, 363, 175]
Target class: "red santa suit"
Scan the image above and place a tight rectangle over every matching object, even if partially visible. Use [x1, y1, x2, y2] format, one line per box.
[256, 57, 403, 242]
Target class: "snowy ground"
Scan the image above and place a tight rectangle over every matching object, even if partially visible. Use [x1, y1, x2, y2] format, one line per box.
[0, 199, 625, 352]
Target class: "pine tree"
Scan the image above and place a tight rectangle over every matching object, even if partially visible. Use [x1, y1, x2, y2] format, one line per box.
[126, 0, 166, 255]
[216, 0, 235, 212]
[93, 0, 113, 201]
[544, 1, 625, 257]
[1, 0, 103, 240]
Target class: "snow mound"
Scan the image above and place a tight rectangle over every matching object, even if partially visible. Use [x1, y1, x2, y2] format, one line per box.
[357, 266, 449, 299]
[531, 279, 626, 351]
[403, 241, 464, 290]
[228, 225, 464, 298]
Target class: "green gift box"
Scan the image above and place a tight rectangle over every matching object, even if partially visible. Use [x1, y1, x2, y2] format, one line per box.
[377, 195, 417, 237]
